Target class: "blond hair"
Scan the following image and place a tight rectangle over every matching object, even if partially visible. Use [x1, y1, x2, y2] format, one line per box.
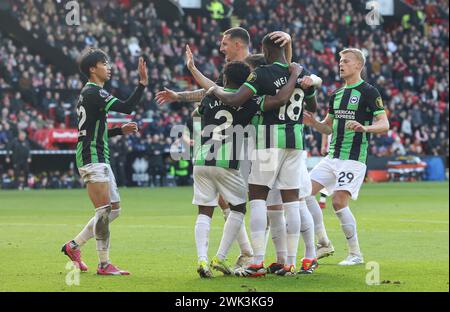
[339, 48, 366, 67]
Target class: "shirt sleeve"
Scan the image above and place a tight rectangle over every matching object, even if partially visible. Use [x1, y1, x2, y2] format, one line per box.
[367, 87, 386, 116]
[243, 67, 265, 95]
[84, 89, 110, 111]
[105, 83, 146, 114]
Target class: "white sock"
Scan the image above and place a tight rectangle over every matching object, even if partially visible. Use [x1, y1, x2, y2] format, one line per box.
[306, 196, 330, 246]
[268, 210, 287, 264]
[237, 219, 253, 256]
[195, 214, 212, 262]
[299, 201, 316, 259]
[223, 208, 253, 256]
[249, 200, 267, 264]
[217, 211, 245, 260]
[264, 220, 270, 253]
[319, 194, 327, 204]
[74, 208, 121, 247]
[94, 205, 111, 265]
[74, 217, 95, 247]
[284, 201, 300, 266]
[109, 209, 121, 222]
[336, 207, 361, 255]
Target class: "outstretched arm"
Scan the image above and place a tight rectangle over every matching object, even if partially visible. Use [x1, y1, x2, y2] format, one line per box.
[108, 122, 138, 137]
[155, 88, 206, 105]
[155, 44, 220, 105]
[107, 57, 148, 114]
[185, 45, 217, 90]
[208, 85, 254, 108]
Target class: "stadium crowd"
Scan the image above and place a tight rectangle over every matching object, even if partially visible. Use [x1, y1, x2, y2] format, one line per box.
[0, 0, 448, 189]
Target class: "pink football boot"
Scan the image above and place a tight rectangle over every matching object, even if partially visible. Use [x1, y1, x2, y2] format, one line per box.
[97, 263, 130, 276]
[61, 241, 88, 272]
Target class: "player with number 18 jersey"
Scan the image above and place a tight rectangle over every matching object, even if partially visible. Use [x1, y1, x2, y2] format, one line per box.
[244, 61, 316, 190]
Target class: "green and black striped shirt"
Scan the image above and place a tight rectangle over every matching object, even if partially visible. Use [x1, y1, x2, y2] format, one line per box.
[328, 80, 385, 163]
[75, 82, 145, 168]
[243, 62, 316, 150]
[193, 90, 261, 170]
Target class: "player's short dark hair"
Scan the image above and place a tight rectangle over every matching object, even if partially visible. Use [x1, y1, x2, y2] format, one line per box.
[244, 54, 266, 69]
[79, 48, 109, 78]
[223, 27, 250, 46]
[223, 61, 250, 87]
[262, 33, 283, 51]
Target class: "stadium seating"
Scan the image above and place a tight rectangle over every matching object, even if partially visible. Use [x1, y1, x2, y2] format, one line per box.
[0, 0, 448, 189]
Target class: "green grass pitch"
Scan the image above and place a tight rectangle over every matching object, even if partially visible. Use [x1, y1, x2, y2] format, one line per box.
[0, 182, 448, 292]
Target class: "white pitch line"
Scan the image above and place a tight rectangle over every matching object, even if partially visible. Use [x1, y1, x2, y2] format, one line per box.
[398, 219, 449, 225]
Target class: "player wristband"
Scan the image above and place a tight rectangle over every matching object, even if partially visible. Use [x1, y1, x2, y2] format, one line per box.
[310, 75, 322, 87]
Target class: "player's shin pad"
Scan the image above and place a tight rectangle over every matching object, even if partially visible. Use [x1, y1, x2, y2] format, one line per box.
[94, 205, 111, 250]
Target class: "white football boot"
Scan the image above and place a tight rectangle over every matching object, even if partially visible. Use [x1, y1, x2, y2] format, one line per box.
[234, 253, 253, 271]
[316, 241, 335, 259]
[338, 253, 364, 266]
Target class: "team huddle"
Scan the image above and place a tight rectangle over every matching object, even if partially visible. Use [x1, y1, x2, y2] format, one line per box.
[61, 26, 389, 277]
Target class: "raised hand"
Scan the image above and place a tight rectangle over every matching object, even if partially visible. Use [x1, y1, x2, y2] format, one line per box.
[155, 87, 180, 105]
[138, 57, 148, 86]
[185, 45, 195, 71]
[121, 122, 138, 135]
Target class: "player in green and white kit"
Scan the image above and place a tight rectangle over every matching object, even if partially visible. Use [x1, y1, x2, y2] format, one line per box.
[304, 48, 389, 265]
[210, 34, 319, 276]
[61, 49, 148, 275]
[191, 61, 303, 277]
[156, 28, 296, 270]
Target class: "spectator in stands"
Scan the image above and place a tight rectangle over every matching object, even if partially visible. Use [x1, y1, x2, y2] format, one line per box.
[110, 136, 129, 187]
[0, 123, 10, 150]
[0, 0, 447, 189]
[5, 130, 31, 189]
[146, 134, 165, 187]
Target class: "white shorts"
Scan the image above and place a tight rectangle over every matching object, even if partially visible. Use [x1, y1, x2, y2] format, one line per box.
[265, 152, 311, 206]
[299, 151, 312, 198]
[78, 163, 120, 203]
[193, 166, 247, 207]
[266, 188, 282, 206]
[248, 148, 304, 190]
[309, 157, 367, 200]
